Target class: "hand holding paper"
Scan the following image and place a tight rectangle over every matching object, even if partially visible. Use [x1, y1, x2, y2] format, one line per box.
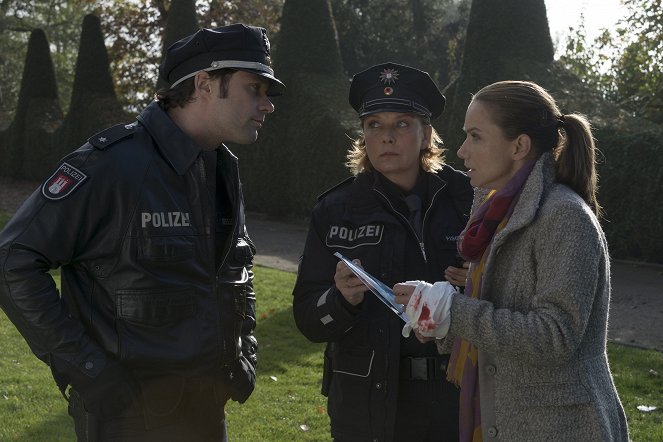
[334, 258, 366, 306]
[334, 252, 409, 322]
[393, 280, 457, 339]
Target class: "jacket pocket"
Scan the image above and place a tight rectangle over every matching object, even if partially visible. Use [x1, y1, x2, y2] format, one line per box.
[328, 347, 376, 435]
[516, 382, 591, 406]
[332, 349, 375, 377]
[515, 364, 591, 406]
[116, 288, 202, 365]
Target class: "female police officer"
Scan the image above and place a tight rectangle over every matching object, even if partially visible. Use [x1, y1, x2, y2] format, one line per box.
[292, 62, 473, 441]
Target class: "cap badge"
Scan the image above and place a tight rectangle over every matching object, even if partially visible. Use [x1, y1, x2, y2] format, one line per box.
[379, 68, 399, 85]
[384, 86, 394, 95]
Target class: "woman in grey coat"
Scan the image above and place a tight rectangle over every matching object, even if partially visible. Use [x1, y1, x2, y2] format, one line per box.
[393, 80, 629, 441]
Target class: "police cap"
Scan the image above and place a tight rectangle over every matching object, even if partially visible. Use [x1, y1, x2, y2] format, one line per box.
[349, 62, 445, 119]
[159, 23, 285, 96]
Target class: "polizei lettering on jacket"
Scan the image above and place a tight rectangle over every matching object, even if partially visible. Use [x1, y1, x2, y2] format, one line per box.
[141, 212, 191, 228]
[325, 224, 383, 249]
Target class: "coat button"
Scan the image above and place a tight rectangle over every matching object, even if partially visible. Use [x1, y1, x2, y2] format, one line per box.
[84, 361, 94, 370]
[487, 426, 498, 438]
[375, 382, 383, 390]
[486, 364, 496, 375]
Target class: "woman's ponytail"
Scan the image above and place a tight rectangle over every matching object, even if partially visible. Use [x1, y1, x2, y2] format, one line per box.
[555, 114, 601, 217]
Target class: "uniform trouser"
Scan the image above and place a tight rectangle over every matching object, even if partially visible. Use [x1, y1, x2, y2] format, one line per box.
[68, 383, 228, 442]
[393, 357, 460, 442]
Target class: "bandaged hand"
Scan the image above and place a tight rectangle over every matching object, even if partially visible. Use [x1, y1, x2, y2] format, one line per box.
[393, 280, 456, 339]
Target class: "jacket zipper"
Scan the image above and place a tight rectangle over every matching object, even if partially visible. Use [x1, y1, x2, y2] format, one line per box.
[372, 183, 446, 264]
[198, 155, 227, 356]
[218, 160, 239, 271]
[198, 158, 216, 272]
[373, 188, 428, 263]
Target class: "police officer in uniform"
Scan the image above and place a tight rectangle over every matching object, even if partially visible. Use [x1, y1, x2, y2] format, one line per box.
[292, 62, 473, 441]
[0, 24, 284, 441]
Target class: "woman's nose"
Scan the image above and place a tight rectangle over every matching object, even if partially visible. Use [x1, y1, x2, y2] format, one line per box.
[457, 141, 467, 159]
[382, 128, 395, 144]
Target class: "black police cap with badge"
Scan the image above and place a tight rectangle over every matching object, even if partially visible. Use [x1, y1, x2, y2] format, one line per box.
[159, 23, 285, 96]
[349, 62, 445, 119]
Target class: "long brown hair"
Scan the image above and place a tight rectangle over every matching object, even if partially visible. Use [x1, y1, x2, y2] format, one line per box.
[473, 80, 601, 216]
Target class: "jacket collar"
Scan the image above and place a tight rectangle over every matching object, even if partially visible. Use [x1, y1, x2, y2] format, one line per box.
[492, 152, 555, 247]
[137, 101, 203, 175]
[344, 169, 448, 219]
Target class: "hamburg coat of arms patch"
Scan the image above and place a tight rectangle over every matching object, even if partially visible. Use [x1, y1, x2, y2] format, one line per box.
[42, 162, 88, 200]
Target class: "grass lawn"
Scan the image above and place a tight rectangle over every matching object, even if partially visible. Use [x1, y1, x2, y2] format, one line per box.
[0, 234, 660, 439]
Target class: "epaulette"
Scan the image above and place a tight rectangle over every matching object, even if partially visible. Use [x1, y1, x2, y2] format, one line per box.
[317, 176, 355, 201]
[88, 122, 137, 150]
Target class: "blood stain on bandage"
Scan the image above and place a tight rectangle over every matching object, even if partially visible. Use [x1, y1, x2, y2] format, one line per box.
[418, 303, 438, 332]
[412, 293, 422, 310]
[420, 303, 430, 321]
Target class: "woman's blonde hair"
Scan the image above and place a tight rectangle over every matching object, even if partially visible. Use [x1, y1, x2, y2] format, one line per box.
[473, 80, 601, 216]
[345, 116, 446, 175]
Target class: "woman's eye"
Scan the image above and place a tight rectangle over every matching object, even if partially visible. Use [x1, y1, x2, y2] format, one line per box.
[397, 120, 409, 128]
[366, 121, 379, 128]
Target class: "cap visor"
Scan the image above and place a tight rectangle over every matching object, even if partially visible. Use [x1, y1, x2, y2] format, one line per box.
[237, 68, 285, 96]
[359, 104, 428, 118]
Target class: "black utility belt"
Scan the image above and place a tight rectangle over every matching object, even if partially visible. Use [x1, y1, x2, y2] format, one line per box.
[399, 356, 448, 381]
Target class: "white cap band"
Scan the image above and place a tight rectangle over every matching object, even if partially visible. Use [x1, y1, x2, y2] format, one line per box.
[170, 60, 275, 88]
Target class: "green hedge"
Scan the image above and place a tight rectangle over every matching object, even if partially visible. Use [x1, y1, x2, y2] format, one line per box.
[235, 71, 357, 218]
[596, 125, 663, 263]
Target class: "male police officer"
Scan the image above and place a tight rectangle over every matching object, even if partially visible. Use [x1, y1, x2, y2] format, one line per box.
[0, 23, 284, 441]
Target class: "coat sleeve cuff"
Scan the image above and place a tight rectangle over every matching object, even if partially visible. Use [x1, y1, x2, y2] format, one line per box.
[314, 286, 359, 330]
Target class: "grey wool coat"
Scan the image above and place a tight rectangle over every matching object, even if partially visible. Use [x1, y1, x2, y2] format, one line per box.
[441, 153, 629, 441]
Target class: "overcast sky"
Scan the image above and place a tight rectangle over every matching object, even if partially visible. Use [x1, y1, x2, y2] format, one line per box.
[544, 0, 628, 55]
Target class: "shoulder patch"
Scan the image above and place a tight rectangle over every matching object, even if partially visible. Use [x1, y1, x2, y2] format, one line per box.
[88, 122, 137, 150]
[42, 162, 88, 200]
[317, 176, 355, 201]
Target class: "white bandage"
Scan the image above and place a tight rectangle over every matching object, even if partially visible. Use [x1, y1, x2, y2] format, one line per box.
[401, 280, 455, 339]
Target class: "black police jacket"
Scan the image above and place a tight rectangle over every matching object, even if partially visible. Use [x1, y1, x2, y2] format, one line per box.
[0, 101, 257, 406]
[292, 167, 472, 442]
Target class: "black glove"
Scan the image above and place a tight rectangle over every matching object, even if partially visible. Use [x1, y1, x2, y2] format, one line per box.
[55, 356, 140, 418]
[241, 335, 258, 370]
[223, 355, 256, 404]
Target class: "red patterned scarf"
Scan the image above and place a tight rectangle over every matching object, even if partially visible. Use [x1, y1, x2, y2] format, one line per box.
[448, 161, 535, 442]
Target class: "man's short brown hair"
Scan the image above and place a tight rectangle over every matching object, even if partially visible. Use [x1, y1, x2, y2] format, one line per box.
[155, 68, 235, 110]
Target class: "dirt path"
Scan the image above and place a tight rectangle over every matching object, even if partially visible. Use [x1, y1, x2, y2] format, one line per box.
[2, 176, 661, 352]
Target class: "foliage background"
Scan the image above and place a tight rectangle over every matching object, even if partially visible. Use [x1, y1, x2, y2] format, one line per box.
[0, 0, 661, 262]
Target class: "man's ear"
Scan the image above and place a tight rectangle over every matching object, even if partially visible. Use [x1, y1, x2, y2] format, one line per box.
[513, 134, 532, 160]
[194, 71, 212, 95]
